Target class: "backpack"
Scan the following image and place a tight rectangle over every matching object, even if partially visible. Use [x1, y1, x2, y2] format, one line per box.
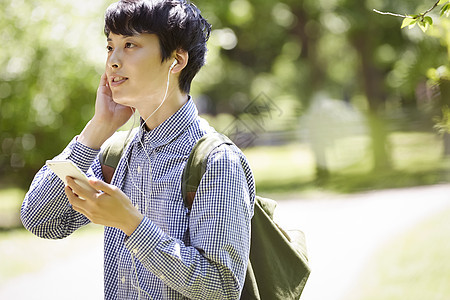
[99, 130, 311, 300]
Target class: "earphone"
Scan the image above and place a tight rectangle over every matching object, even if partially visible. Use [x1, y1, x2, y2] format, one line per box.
[170, 59, 177, 70]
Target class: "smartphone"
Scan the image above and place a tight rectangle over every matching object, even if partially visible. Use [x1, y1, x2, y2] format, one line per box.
[46, 159, 98, 193]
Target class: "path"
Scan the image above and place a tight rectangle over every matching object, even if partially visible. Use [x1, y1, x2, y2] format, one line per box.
[1, 184, 449, 299]
[274, 184, 450, 300]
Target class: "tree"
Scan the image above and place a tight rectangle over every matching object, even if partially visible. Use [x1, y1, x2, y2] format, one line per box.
[0, 0, 108, 187]
[2, 0, 445, 187]
[374, 0, 450, 156]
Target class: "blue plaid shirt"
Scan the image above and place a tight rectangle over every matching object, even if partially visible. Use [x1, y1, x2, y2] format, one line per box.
[21, 99, 255, 299]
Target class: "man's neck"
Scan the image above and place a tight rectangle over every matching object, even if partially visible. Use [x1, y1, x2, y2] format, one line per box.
[141, 92, 189, 131]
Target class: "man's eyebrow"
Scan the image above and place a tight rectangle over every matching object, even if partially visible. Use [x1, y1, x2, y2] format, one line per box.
[107, 35, 140, 42]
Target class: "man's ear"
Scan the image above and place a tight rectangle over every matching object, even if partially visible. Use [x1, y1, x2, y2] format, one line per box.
[171, 49, 188, 73]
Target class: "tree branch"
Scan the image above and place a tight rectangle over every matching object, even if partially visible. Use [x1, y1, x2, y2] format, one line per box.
[424, 0, 441, 15]
[372, 9, 409, 18]
[373, 0, 442, 19]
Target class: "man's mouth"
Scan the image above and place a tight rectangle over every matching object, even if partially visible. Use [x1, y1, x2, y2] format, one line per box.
[110, 76, 128, 86]
[113, 76, 127, 82]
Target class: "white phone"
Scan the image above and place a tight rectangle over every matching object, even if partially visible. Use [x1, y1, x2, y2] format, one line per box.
[46, 159, 98, 193]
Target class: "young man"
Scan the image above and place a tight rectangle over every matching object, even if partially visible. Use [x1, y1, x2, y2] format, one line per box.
[21, 0, 255, 299]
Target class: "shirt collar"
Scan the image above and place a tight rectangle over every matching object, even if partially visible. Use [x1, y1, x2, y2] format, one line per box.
[134, 97, 198, 149]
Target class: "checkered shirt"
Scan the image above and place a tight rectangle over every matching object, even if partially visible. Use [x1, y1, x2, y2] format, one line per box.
[21, 99, 256, 299]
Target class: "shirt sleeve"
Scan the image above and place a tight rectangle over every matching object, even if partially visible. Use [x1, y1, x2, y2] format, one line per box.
[21, 136, 102, 239]
[124, 144, 255, 299]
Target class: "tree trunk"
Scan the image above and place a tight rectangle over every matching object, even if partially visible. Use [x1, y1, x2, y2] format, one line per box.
[351, 32, 392, 171]
[438, 79, 450, 157]
[290, 5, 332, 180]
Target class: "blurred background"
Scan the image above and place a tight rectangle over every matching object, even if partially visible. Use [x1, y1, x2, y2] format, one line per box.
[1, 0, 450, 299]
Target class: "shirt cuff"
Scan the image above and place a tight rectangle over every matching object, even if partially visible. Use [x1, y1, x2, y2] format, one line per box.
[54, 136, 100, 173]
[124, 217, 165, 261]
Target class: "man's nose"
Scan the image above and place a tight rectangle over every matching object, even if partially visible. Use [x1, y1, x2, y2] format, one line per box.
[108, 50, 122, 69]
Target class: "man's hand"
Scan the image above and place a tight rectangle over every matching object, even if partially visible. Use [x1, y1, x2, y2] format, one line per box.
[65, 177, 143, 236]
[94, 72, 134, 129]
[78, 73, 134, 149]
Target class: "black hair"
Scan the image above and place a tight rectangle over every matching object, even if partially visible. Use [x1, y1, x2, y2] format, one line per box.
[104, 0, 211, 94]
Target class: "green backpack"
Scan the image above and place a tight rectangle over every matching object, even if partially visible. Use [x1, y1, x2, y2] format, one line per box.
[100, 131, 310, 300]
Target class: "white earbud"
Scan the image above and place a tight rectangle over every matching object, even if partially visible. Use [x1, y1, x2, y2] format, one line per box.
[170, 60, 177, 70]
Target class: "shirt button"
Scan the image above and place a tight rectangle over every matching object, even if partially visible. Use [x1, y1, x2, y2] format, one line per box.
[135, 204, 140, 210]
[137, 165, 141, 173]
[133, 249, 138, 255]
[121, 276, 126, 284]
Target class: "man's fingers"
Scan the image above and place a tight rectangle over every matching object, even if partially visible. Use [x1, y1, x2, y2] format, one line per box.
[66, 176, 97, 200]
[89, 178, 117, 195]
[65, 185, 84, 209]
[99, 72, 108, 87]
[97, 73, 112, 97]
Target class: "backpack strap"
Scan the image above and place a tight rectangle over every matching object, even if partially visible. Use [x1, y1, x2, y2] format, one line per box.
[181, 132, 234, 209]
[99, 129, 137, 183]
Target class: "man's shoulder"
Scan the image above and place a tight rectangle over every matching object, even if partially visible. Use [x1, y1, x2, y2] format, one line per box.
[178, 116, 214, 149]
[173, 116, 250, 168]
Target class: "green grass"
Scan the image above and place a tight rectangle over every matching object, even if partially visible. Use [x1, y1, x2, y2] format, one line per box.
[243, 142, 316, 196]
[346, 208, 450, 300]
[242, 131, 450, 196]
[0, 188, 25, 212]
[0, 188, 26, 229]
[390, 132, 443, 172]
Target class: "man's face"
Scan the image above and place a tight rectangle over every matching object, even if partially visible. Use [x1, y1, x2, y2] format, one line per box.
[105, 33, 172, 106]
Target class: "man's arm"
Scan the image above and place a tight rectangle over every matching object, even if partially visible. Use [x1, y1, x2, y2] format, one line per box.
[21, 73, 134, 238]
[20, 140, 99, 239]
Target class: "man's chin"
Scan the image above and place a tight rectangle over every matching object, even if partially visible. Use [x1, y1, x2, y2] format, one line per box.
[111, 94, 132, 106]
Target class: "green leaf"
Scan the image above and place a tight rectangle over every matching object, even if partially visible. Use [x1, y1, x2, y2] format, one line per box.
[438, 0, 449, 5]
[441, 3, 450, 17]
[418, 20, 430, 32]
[401, 17, 417, 29]
[424, 16, 433, 26]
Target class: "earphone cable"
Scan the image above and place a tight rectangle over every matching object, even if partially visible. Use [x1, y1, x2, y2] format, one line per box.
[119, 61, 174, 297]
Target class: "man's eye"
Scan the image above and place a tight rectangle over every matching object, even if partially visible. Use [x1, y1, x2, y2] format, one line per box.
[125, 42, 136, 48]
[106, 45, 113, 52]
